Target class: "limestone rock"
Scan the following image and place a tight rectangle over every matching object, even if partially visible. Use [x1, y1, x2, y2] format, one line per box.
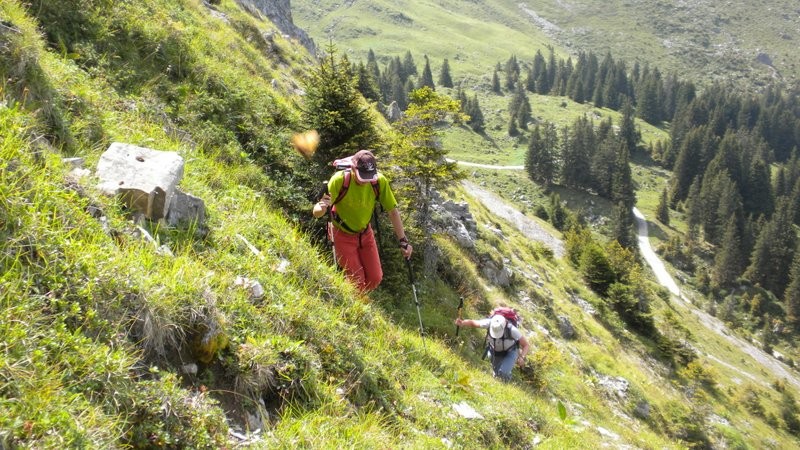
[97, 143, 184, 220]
[166, 190, 206, 228]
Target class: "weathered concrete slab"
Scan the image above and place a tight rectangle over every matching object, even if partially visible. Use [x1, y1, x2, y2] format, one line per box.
[97, 142, 184, 220]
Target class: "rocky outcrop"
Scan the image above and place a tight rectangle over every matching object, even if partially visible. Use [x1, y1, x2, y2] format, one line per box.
[96, 143, 207, 229]
[237, 0, 316, 56]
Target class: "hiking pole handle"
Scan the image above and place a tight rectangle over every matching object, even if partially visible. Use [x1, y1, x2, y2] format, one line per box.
[456, 297, 464, 337]
[405, 257, 415, 285]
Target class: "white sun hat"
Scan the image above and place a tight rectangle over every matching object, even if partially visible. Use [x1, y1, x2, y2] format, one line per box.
[489, 315, 507, 339]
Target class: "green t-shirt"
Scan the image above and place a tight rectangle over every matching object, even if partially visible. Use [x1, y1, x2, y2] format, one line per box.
[329, 170, 398, 233]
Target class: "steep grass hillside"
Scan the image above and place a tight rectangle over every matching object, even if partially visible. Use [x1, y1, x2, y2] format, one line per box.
[292, 0, 800, 89]
[3, 0, 800, 449]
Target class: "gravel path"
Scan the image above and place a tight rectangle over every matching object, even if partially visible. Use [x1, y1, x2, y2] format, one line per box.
[633, 208, 800, 389]
[463, 181, 565, 258]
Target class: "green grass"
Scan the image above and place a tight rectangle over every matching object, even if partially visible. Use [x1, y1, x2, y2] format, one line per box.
[294, 0, 800, 89]
[4, 0, 800, 448]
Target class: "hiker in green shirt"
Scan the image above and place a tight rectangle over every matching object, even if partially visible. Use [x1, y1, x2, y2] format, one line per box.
[313, 150, 413, 291]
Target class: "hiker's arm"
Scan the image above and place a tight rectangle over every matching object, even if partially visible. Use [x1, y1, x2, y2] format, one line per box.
[312, 194, 331, 218]
[388, 208, 413, 258]
[516, 334, 530, 366]
[454, 319, 481, 328]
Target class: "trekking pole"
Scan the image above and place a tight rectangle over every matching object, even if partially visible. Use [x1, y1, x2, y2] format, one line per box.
[455, 296, 464, 337]
[405, 257, 426, 351]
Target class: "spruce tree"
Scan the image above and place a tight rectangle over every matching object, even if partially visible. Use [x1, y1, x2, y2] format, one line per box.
[466, 95, 485, 132]
[402, 51, 417, 79]
[417, 55, 435, 90]
[491, 70, 502, 94]
[656, 187, 670, 225]
[619, 99, 641, 155]
[745, 197, 797, 296]
[438, 58, 454, 88]
[532, 49, 548, 93]
[785, 245, 800, 331]
[525, 124, 557, 186]
[611, 201, 635, 249]
[301, 43, 379, 179]
[509, 86, 531, 130]
[356, 61, 381, 102]
[712, 215, 743, 289]
[366, 49, 381, 86]
[611, 142, 636, 209]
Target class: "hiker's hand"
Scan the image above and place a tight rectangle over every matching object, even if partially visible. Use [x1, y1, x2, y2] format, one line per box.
[318, 194, 331, 208]
[399, 236, 412, 259]
[516, 355, 526, 367]
[312, 194, 331, 218]
[455, 318, 462, 327]
[401, 242, 413, 259]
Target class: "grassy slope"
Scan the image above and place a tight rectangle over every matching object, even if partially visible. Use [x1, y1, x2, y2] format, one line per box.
[295, 0, 800, 87]
[294, 0, 800, 446]
[1, 0, 800, 449]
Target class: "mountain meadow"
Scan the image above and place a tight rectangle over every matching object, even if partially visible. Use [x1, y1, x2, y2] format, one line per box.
[2, 0, 800, 449]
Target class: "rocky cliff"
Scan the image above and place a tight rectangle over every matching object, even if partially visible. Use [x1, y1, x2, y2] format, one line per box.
[237, 0, 316, 55]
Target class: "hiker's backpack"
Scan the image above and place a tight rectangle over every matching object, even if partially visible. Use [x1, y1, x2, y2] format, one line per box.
[483, 307, 522, 357]
[490, 307, 521, 328]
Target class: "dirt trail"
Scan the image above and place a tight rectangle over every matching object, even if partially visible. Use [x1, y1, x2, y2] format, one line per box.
[633, 208, 800, 389]
[463, 181, 565, 258]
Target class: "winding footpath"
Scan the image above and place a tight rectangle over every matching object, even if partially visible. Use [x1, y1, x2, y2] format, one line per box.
[632, 208, 800, 389]
[456, 159, 800, 389]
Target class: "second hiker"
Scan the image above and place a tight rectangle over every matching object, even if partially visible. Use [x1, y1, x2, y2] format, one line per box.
[455, 313, 530, 381]
[312, 150, 413, 292]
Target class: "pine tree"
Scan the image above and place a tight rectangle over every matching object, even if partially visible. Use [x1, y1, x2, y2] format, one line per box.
[402, 51, 417, 79]
[525, 124, 557, 186]
[784, 244, 800, 331]
[656, 187, 670, 225]
[745, 197, 797, 296]
[301, 43, 379, 179]
[417, 55, 435, 90]
[611, 201, 635, 249]
[712, 215, 743, 289]
[491, 70, 501, 94]
[466, 95, 485, 132]
[438, 58, 453, 88]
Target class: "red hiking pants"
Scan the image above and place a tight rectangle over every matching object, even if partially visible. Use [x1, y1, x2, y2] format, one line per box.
[330, 224, 383, 292]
